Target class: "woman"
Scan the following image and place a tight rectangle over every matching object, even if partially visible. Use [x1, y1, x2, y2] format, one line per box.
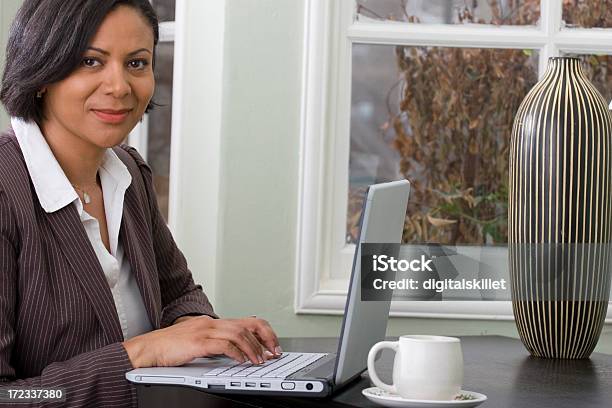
[0, 1, 281, 406]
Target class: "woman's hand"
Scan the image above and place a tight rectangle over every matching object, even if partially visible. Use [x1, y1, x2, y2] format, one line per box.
[174, 315, 282, 357]
[122, 316, 282, 369]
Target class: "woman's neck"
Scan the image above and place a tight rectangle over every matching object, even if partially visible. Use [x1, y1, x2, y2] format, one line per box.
[39, 119, 105, 188]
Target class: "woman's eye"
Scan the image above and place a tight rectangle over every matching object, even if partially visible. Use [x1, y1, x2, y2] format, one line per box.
[81, 57, 101, 67]
[128, 59, 149, 70]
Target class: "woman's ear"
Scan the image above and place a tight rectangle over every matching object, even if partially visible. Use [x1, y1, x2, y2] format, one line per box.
[36, 88, 47, 98]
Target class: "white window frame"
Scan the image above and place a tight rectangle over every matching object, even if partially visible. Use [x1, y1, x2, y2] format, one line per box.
[129, 2, 225, 303]
[128, 18, 175, 222]
[295, 0, 612, 321]
[163, 0, 226, 305]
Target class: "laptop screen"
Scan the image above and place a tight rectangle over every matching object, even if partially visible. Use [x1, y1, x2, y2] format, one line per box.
[333, 180, 410, 386]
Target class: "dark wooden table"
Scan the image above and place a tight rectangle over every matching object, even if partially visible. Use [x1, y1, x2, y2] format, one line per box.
[136, 336, 612, 408]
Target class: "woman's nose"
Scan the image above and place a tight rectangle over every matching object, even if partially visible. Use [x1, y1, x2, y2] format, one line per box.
[102, 63, 131, 98]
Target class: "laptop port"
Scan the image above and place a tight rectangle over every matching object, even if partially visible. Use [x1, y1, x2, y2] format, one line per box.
[260, 383, 271, 388]
[281, 382, 295, 390]
[245, 382, 256, 387]
[230, 382, 241, 387]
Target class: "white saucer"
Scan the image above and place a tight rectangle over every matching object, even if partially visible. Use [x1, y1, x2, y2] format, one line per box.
[362, 387, 487, 408]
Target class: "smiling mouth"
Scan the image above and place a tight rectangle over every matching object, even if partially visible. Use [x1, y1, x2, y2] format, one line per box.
[92, 109, 132, 124]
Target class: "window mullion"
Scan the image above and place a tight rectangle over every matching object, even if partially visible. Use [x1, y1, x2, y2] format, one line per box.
[554, 29, 612, 53]
[540, 0, 562, 75]
[159, 21, 175, 42]
[541, 0, 562, 37]
[128, 115, 149, 161]
[348, 22, 547, 48]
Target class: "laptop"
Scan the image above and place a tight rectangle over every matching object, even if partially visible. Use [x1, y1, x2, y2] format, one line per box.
[126, 179, 410, 397]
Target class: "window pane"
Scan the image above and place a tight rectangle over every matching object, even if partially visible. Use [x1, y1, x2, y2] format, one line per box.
[356, 0, 540, 25]
[561, 53, 611, 102]
[563, 0, 611, 28]
[147, 42, 174, 221]
[349, 44, 539, 245]
[151, 0, 175, 22]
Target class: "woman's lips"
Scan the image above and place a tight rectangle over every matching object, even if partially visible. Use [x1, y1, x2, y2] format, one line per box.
[92, 109, 131, 124]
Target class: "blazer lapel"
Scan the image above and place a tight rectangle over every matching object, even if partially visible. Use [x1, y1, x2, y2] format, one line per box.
[45, 205, 124, 343]
[121, 196, 161, 329]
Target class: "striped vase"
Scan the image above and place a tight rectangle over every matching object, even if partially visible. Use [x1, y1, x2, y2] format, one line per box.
[509, 57, 612, 359]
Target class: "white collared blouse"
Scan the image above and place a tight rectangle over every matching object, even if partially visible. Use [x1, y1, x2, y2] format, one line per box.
[11, 117, 152, 340]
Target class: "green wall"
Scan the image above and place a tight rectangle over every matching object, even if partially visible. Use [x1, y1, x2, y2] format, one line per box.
[0, 0, 20, 130]
[214, 0, 612, 355]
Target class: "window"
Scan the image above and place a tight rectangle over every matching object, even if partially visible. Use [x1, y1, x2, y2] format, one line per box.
[152, 0, 175, 22]
[561, 53, 610, 101]
[562, 0, 610, 28]
[128, 0, 176, 221]
[296, 0, 612, 319]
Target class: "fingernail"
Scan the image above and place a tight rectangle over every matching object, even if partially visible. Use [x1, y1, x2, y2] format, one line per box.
[264, 350, 274, 357]
[274, 346, 283, 355]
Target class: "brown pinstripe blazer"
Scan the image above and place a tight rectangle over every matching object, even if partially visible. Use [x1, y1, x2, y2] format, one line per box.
[0, 129, 217, 407]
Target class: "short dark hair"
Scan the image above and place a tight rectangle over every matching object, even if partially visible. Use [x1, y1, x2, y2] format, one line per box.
[0, 0, 159, 124]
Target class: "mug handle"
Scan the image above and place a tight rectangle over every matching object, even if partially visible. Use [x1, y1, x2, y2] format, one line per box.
[367, 341, 398, 394]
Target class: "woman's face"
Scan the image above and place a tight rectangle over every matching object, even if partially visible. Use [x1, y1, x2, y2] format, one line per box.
[42, 5, 155, 148]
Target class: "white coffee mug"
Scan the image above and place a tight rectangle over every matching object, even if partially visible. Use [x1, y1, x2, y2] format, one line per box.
[367, 335, 463, 400]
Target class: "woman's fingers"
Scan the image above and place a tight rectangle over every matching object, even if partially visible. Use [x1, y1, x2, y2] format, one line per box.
[205, 323, 265, 364]
[202, 339, 247, 363]
[235, 326, 267, 363]
[139, 317, 282, 367]
[125, 317, 283, 368]
[244, 317, 282, 357]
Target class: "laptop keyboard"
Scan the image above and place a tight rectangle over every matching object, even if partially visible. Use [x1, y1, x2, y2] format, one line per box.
[202, 352, 328, 379]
